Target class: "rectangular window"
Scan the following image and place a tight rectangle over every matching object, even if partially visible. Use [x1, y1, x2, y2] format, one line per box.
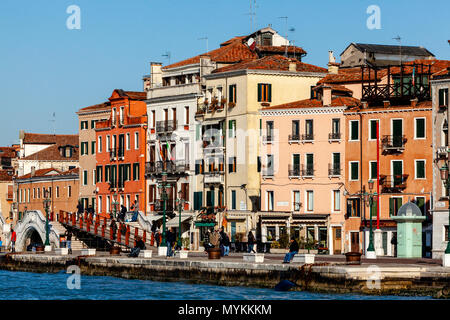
[126, 133, 130, 150]
[185, 106, 189, 125]
[415, 196, 426, 215]
[231, 190, 236, 210]
[293, 190, 300, 211]
[133, 163, 140, 181]
[228, 157, 237, 173]
[106, 135, 110, 152]
[347, 198, 361, 217]
[305, 119, 313, 138]
[105, 165, 110, 183]
[369, 161, 377, 180]
[91, 120, 96, 129]
[415, 160, 426, 179]
[389, 197, 403, 216]
[119, 106, 124, 124]
[98, 136, 102, 153]
[306, 190, 314, 211]
[81, 142, 88, 155]
[68, 186, 71, 197]
[80, 120, 88, 130]
[350, 161, 359, 181]
[369, 119, 378, 140]
[91, 141, 96, 155]
[106, 196, 110, 213]
[92, 169, 96, 185]
[83, 170, 88, 186]
[305, 154, 314, 176]
[333, 190, 340, 211]
[415, 118, 426, 139]
[349, 120, 359, 141]
[444, 226, 449, 242]
[439, 88, 449, 107]
[56, 186, 59, 198]
[332, 118, 340, 134]
[267, 191, 274, 211]
[229, 84, 237, 103]
[134, 132, 139, 149]
[151, 110, 156, 127]
[228, 120, 236, 138]
[292, 120, 300, 138]
[266, 121, 273, 138]
[257, 83, 272, 102]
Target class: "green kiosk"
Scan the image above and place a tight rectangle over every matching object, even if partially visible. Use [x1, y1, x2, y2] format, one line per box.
[392, 201, 425, 258]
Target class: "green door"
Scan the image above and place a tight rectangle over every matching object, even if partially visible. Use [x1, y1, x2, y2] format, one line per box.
[392, 119, 403, 147]
[207, 189, 214, 207]
[392, 161, 403, 187]
[231, 222, 236, 242]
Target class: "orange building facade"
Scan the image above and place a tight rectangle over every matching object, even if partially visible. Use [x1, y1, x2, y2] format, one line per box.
[95, 90, 148, 218]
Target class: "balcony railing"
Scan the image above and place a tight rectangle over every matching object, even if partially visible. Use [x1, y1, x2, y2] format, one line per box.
[109, 148, 124, 160]
[301, 165, 314, 178]
[379, 174, 409, 191]
[262, 168, 275, 178]
[328, 164, 342, 177]
[362, 83, 431, 102]
[381, 135, 407, 151]
[301, 133, 314, 142]
[145, 160, 189, 176]
[156, 120, 178, 134]
[288, 165, 301, 178]
[436, 146, 448, 159]
[328, 132, 341, 141]
[288, 134, 301, 143]
[154, 200, 175, 212]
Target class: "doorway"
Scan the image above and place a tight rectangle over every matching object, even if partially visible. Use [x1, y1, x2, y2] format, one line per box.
[350, 231, 360, 252]
[332, 227, 342, 254]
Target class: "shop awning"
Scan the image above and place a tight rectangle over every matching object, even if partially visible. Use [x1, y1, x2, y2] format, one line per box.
[146, 214, 164, 222]
[194, 221, 216, 227]
[166, 215, 192, 228]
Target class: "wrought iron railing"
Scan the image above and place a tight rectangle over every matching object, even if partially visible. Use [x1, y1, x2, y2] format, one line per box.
[381, 135, 407, 150]
[379, 174, 409, 191]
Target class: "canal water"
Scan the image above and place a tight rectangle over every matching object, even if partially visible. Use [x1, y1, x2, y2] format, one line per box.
[0, 270, 434, 300]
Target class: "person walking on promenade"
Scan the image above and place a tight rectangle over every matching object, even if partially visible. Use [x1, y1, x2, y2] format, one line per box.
[247, 231, 256, 253]
[10, 228, 16, 253]
[65, 229, 73, 254]
[76, 202, 83, 221]
[151, 222, 157, 246]
[119, 205, 127, 222]
[110, 218, 118, 240]
[283, 237, 299, 264]
[131, 200, 139, 222]
[203, 229, 214, 252]
[128, 236, 146, 257]
[166, 227, 176, 257]
[219, 227, 230, 256]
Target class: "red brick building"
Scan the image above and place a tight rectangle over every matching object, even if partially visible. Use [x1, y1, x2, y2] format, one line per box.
[95, 89, 147, 218]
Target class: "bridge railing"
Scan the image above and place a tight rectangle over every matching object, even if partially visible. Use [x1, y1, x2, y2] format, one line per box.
[59, 210, 152, 249]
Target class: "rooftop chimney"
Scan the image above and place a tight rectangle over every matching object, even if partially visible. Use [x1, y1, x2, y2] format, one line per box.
[410, 98, 418, 108]
[288, 59, 297, 72]
[31, 166, 35, 177]
[383, 100, 391, 108]
[323, 86, 332, 106]
[327, 51, 339, 74]
[150, 62, 163, 89]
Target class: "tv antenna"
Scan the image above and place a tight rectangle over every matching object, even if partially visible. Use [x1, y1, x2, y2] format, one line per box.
[49, 112, 56, 135]
[162, 51, 171, 65]
[278, 16, 289, 56]
[393, 35, 402, 65]
[247, 0, 257, 32]
[198, 37, 208, 54]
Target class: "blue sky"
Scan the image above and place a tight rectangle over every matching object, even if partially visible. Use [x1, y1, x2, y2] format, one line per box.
[0, 0, 449, 146]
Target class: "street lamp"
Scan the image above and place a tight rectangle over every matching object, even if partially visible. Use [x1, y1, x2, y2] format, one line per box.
[112, 192, 119, 220]
[364, 179, 377, 259]
[158, 172, 171, 247]
[42, 192, 51, 247]
[176, 190, 187, 249]
[439, 164, 450, 255]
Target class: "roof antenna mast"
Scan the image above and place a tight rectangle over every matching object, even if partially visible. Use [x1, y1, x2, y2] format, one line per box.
[162, 51, 171, 66]
[49, 112, 56, 136]
[393, 35, 402, 65]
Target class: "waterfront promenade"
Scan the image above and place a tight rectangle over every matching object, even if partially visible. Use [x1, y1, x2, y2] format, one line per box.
[1, 249, 449, 298]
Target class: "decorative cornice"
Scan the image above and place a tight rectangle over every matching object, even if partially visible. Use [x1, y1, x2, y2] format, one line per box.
[344, 107, 432, 115]
[145, 93, 199, 104]
[260, 106, 346, 116]
[204, 69, 327, 80]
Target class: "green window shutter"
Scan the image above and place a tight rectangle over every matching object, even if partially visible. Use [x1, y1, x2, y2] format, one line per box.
[416, 119, 425, 138]
[389, 198, 394, 216]
[83, 170, 87, 185]
[268, 84, 272, 102]
[91, 141, 96, 154]
[228, 120, 233, 138]
[257, 84, 262, 102]
[234, 85, 237, 103]
[232, 190, 236, 210]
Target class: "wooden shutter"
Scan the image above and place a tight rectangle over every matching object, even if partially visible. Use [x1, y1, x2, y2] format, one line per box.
[257, 84, 262, 101]
[268, 84, 272, 102]
[389, 198, 394, 216]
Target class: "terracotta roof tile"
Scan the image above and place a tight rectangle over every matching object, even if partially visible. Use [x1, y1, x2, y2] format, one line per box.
[22, 144, 79, 161]
[312, 83, 353, 93]
[118, 90, 147, 100]
[212, 55, 326, 74]
[18, 168, 61, 179]
[22, 133, 78, 146]
[317, 67, 384, 84]
[256, 45, 306, 56]
[262, 96, 360, 110]
[0, 169, 14, 181]
[77, 102, 110, 113]
[0, 147, 17, 159]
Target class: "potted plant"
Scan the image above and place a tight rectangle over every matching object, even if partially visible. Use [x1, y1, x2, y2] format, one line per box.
[295, 238, 316, 264]
[228, 101, 236, 108]
[182, 237, 190, 250]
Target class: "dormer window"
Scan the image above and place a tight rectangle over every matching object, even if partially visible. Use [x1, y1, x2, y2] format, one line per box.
[59, 146, 73, 158]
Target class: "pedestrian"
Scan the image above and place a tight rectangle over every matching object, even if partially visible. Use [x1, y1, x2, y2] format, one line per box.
[166, 227, 176, 257]
[65, 229, 73, 254]
[219, 227, 230, 256]
[10, 228, 16, 253]
[151, 222, 157, 246]
[155, 228, 161, 247]
[0, 236, 3, 252]
[283, 237, 299, 264]
[110, 219, 117, 240]
[203, 229, 213, 252]
[247, 231, 256, 253]
[76, 202, 83, 221]
[119, 205, 127, 222]
[131, 200, 139, 222]
[128, 235, 146, 257]
[391, 233, 398, 257]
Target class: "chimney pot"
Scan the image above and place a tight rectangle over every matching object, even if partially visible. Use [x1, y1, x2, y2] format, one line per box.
[383, 100, 390, 108]
[410, 98, 418, 107]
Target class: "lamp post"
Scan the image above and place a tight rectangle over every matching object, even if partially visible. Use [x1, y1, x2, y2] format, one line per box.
[176, 190, 186, 249]
[43, 192, 51, 247]
[364, 179, 377, 259]
[439, 164, 450, 257]
[112, 192, 119, 220]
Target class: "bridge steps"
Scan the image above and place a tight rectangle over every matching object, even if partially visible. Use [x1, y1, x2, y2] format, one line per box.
[51, 221, 87, 250]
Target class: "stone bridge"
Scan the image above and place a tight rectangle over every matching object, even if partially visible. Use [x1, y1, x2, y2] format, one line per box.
[14, 210, 61, 251]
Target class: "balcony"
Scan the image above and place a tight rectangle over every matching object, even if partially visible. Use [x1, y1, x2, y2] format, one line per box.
[380, 174, 409, 192]
[262, 168, 275, 178]
[328, 164, 342, 177]
[262, 135, 274, 144]
[154, 200, 175, 213]
[288, 134, 301, 144]
[156, 120, 178, 134]
[109, 148, 124, 160]
[6, 193, 13, 201]
[301, 133, 314, 143]
[288, 165, 301, 178]
[204, 169, 225, 184]
[328, 132, 341, 142]
[381, 135, 407, 153]
[436, 146, 448, 160]
[147, 82, 200, 99]
[145, 160, 189, 176]
[301, 165, 314, 178]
